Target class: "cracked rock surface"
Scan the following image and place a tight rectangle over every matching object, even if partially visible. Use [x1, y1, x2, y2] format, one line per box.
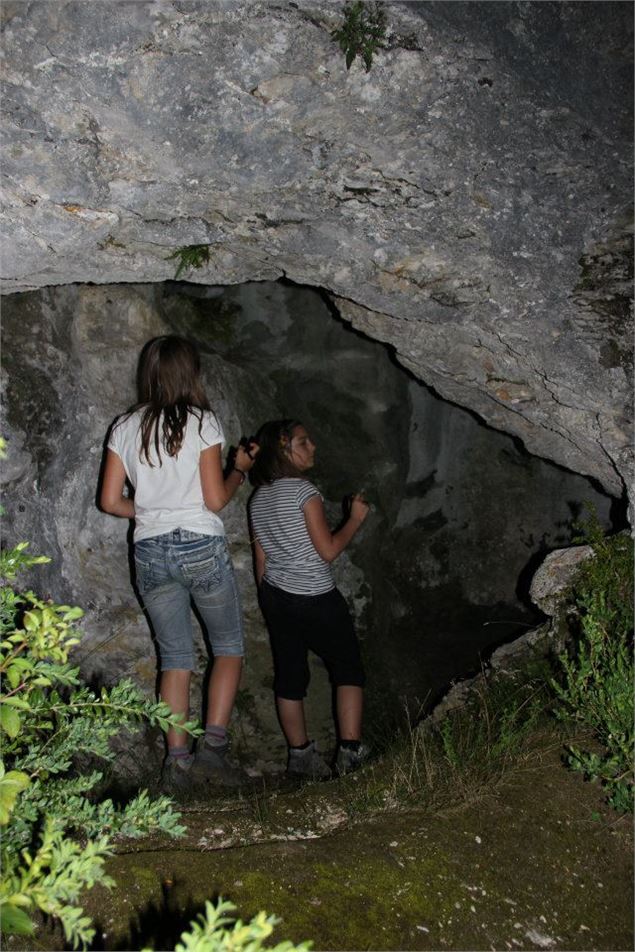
[1, 0, 632, 500]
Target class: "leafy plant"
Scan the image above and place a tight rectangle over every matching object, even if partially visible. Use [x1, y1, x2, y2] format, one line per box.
[0, 541, 200, 948]
[167, 244, 211, 280]
[551, 523, 634, 812]
[331, 1, 387, 71]
[140, 897, 311, 952]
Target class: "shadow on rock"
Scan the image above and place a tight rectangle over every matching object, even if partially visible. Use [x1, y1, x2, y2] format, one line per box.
[91, 878, 215, 951]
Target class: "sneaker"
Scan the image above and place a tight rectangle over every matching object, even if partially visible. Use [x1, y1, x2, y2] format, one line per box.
[335, 742, 370, 777]
[160, 753, 195, 793]
[287, 740, 332, 781]
[192, 741, 244, 788]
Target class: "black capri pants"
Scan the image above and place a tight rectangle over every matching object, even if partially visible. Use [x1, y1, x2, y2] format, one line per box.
[259, 580, 365, 700]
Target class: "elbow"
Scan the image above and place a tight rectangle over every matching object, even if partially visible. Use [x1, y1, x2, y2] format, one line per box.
[101, 494, 127, 517]
[100, 492, 116, 515]
[204, 493, 228, 514]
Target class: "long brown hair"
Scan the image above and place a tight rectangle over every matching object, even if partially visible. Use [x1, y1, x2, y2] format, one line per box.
[249, 419, 303, 487]
[134, 335, 211, 465]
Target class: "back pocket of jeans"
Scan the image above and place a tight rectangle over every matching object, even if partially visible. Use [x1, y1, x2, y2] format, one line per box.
[181, 551, 222, 592]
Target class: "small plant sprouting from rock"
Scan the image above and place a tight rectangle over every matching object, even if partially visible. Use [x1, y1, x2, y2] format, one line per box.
[167, 244, 211, 280]
[331, 1, 387, 72]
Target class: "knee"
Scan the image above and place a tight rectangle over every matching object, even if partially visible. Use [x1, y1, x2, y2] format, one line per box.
[274, 669, 310, 700]
[331, 662, 365, 689]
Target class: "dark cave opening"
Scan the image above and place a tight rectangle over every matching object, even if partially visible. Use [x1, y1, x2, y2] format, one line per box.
[158, 278, 619, 721]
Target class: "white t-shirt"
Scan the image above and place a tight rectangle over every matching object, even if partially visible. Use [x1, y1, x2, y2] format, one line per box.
[107, 408, 225, 543]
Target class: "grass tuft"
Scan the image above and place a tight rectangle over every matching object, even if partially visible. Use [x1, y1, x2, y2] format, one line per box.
[345, 663, 554, 817]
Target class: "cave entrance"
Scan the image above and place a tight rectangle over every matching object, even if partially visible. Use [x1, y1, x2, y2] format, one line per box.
[0, 279, 616, 769]
[160, 278, 615, 727]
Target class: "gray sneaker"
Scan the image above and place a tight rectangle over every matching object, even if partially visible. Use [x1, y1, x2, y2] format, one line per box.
[192, 741, 244, 787]
[335, 742, 370, 776]
[287, 740, 332, 780]
[160, 753, 195, 793]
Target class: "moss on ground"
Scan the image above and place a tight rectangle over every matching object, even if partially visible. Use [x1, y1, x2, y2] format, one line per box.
[6, 734, 632, 952]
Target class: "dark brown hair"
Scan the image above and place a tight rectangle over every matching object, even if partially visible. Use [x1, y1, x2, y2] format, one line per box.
[249, 419, 303, 487]
[134, 335, 211, 465]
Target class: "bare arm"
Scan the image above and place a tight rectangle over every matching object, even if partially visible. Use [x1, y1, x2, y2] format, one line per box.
[100, 450, 135, 519]
[200, 443, 258, 513]
[303, 494, 369, 563]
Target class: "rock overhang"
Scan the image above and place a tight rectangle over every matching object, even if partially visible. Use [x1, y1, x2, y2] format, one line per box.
[1, 0, 632, 501]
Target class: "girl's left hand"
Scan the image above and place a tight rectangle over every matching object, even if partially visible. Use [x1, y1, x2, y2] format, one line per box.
[235, 442, 259, 472]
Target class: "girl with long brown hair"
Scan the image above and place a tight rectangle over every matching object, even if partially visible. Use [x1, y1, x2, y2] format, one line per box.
[101, 335, 257, 790]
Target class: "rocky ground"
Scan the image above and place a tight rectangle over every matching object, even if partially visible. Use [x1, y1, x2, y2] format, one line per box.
[8, 735, 633, 952]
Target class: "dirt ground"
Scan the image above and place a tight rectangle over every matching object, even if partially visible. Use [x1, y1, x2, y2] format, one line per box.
[6, 743, 633, 952]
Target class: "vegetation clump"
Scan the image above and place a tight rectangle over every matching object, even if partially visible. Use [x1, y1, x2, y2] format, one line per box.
[167, 244, 211, 280]
[0, 536, 197, 947]
[352, 518, 633, 818]
[551, 523, 634, 812]
[139, 898, 311, 952]
[0, 537, 313, 951]
[348, 664, 553, 816]
[331, 1, 387, 72]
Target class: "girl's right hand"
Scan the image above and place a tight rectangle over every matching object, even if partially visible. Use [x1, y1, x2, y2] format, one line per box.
[350, 493, 370, 524]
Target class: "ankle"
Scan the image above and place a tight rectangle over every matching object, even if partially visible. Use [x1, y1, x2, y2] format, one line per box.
[339, 739, 361, 752]
[168, 745, 190, 759]
[289, 739, 311, 751]
[204, 724, 228, 748]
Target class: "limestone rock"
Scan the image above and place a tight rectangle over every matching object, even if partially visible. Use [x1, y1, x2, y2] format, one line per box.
[0, 0, 632, 503]
[529, 544, 594, 616]
[488, 622, 552, 673]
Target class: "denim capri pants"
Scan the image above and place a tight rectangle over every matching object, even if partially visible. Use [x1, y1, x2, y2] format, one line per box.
[134, 529, 244, 671]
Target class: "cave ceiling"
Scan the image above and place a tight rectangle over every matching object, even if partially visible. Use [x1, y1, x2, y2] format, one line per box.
[1, 0, 633, 500]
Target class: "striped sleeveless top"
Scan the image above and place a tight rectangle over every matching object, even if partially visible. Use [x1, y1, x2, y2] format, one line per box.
[249, 478, 334, 596]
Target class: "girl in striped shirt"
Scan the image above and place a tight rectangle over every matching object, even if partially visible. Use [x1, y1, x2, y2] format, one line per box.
[249, 419, 369, 778]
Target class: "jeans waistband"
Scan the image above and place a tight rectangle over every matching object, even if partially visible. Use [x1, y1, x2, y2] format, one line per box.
[137, 529, 216, 546]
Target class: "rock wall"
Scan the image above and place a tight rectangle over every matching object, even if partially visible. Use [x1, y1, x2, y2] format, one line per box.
[1, 281, 613, 778]
[1, 1, 632, 505]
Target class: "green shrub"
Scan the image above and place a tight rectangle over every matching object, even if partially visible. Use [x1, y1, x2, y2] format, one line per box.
[551, 525, 634, 812]
[0, 540, 199, 948]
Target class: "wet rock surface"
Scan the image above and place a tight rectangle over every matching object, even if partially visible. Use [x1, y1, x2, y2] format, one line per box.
[1, 1, 632, 500]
